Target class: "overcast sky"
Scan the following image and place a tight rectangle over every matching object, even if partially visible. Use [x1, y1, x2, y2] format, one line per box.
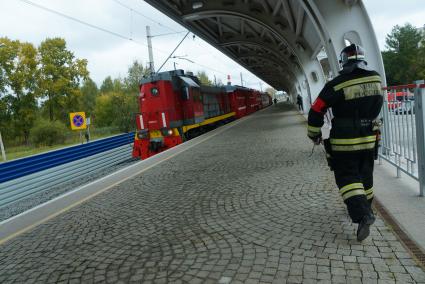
[0, 0, 424, 89]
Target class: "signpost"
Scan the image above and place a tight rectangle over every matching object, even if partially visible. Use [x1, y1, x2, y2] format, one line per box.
[86, 117, 91, 143]
[0, 131, 6, 162]
[69, 112, 87, 144]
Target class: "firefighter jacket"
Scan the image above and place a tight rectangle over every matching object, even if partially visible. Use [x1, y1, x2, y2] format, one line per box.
[307, 68, 383, 153]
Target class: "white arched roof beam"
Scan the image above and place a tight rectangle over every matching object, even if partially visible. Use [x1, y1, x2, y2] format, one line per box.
[143, 0, 384, 108]
[300, 0, 386, 90]
[183, 9, 319, 102]
[219, 40, 300, 81]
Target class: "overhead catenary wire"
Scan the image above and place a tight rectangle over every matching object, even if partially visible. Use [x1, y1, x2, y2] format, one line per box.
[111, 0, 185, 34]
[18, 0, 143, 45]
[157, 31, 190, 73]
[17, 0, 171, 55]
[191, 37, 269, 87]
[17, 0, 252, 80]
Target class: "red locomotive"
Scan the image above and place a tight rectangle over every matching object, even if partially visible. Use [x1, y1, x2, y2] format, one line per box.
[132, 69, 272, 159]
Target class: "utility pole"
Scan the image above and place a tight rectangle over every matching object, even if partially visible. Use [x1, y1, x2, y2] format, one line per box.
[0, 43, 6, 162]
[259, 82, 263, 92]
[240, 72, 243, 86]
[146, 26, 155, 74]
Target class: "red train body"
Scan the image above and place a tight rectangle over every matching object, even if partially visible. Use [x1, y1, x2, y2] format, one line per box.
[132, 70, 272, 159]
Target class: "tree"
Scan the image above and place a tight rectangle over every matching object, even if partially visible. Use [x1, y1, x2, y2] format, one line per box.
[80, 78, 98, 116]
[95, 61, 147, 132]
[382, 24, 424, 85]
[0, 38, 39, 144]
[113, 78, 125, 93]
[37, 38, 88, 122]
[100, 76, 114, 93]
[197, 71, 212, 86]
[94, 93, 115, 128]
[124, 60, 149, 94]
[94, 91, 137, 132]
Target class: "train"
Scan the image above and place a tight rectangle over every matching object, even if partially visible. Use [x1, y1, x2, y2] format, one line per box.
[132, 69, 272, 159]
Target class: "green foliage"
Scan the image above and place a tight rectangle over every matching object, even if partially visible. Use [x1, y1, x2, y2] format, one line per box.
[382, 23, 425, 85]
[197, 71, 212, 86]
[37, 38, 89, 121]
[1, 36, 148, 155]
[94, 61, 148, 133]
[385, 24, 422, 52]
[31, 118, 67, 146]
[94, 91, 138, 132]
[124, 60, 149, 93]
[0, 38, 39, 144]
[100, 76, 114, 93]
[80, 78, 98, 116]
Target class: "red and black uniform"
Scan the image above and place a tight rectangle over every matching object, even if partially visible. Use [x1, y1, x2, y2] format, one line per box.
[307, 68, 383, 223]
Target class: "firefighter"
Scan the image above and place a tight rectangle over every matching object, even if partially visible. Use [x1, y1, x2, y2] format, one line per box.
[307, 44, 383, 241]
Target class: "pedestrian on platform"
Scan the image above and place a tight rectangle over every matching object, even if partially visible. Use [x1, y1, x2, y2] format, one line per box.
[307, 44, 383, 241]
[296, 94, 303, 111]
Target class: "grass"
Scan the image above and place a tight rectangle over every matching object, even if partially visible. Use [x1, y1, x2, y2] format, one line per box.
[1, 129, 124, 163]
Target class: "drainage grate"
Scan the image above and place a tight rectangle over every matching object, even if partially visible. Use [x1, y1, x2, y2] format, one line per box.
[374, 198, 425, 268]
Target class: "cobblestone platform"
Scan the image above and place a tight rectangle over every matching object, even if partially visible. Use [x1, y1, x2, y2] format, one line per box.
[1, 103, 425, 283]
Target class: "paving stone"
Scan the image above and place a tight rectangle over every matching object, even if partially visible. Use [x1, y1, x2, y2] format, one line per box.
[346, 277, 362, 284]
[331, 275, 347, 283]
[362, 279, 378, 284]
[331, 267, 347, 276]
[0, 104, 423, 284]
[287, 275, 303, 283]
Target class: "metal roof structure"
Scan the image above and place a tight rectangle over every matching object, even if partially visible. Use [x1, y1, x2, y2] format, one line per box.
[144, 0, 384, 107]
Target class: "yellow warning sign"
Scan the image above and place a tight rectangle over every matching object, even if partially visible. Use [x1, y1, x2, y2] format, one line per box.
[69, 112, 87, 130]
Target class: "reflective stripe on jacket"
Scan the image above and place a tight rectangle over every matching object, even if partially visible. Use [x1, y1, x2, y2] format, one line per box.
[307, 68, 383, 153]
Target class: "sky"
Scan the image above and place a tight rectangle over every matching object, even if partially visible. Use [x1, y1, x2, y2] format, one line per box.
[0, 0, 424, 89]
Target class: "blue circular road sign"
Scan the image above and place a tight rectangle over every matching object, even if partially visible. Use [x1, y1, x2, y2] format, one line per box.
[73, 115, 84, 127]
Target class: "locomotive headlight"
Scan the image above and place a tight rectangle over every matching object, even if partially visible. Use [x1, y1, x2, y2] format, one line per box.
[137, 129, 149, 139]
[151, 87, 159, 96]
[161, 128, 174, 136]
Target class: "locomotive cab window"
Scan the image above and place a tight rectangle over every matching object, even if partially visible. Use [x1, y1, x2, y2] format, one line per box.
[182, 86, 190, 100]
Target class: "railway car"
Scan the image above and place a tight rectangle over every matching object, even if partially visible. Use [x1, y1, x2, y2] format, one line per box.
[226, 85, 254, 118]
[132, 70, 271, 159]
[261, 91, 273, 108]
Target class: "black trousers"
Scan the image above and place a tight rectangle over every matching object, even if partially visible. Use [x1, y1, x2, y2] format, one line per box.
[297, 103, 303, 111]
[332, 151, 374, 223]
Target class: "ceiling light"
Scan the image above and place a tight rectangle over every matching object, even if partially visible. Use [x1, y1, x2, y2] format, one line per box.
[192, 1, 203, 9]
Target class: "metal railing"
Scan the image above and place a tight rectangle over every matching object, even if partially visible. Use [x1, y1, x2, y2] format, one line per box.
[379, 82, 425, 196]
[0, 133, 135, 208]
[0, 133, 134, 183]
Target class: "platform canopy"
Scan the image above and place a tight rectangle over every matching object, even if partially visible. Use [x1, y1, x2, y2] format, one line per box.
[145, 0, 385, 107]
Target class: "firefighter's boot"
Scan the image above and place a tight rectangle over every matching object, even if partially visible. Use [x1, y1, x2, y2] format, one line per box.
[356, 213, 375, 242]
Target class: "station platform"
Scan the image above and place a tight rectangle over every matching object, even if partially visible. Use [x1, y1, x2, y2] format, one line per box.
[1, 103, 425, 283]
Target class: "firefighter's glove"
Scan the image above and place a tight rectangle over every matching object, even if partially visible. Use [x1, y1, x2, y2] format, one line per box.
[308, 135, 322, 145]
[313, 137, 322, 145]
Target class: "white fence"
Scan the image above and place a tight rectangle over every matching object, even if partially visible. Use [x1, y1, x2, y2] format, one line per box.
[379, 81, 425, 196]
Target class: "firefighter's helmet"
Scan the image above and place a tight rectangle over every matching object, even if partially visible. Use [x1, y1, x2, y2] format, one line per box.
[339, 44, 366, 68]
